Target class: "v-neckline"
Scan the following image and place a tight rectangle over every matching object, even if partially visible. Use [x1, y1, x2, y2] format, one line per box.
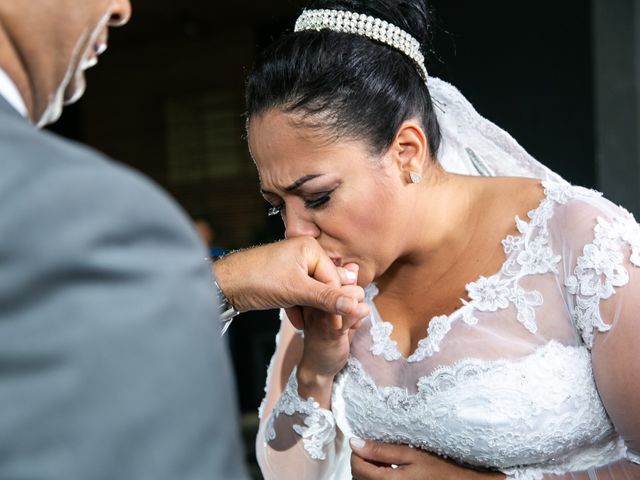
[366, 180, 556, 363]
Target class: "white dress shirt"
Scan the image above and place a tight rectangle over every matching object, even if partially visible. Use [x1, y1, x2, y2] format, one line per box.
[0, 68, 28, 118]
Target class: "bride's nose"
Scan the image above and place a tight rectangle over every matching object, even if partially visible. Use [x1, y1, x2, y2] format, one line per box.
[284, 204, 321, 239]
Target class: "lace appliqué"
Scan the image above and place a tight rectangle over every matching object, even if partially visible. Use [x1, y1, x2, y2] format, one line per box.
[370, 313, 456, 362]
[370, 320, 402, 361]
[408, 315, 452, 360]
[338, 341, 624, 474]
[469, 182, 594, 335]
[466, 274, 510, 311]
[265, 368, 336, 460]
[466, 275, 544, 334]
[565, 211, 640, 347]
[368, 182, 580, 362]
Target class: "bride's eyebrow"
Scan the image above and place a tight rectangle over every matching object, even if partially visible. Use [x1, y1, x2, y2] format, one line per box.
[285, 174, 323, 192]
[260, 174, 324, 196]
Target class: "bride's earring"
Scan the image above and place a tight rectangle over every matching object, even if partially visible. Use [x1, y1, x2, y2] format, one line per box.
[409, 171, 422, 184]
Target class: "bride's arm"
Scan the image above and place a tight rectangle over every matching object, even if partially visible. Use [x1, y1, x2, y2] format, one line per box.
[494, 202, 640, 479]
[498, 203, 640, 479]
[545, 200, 640, 478]
[256, 308, 361, 479]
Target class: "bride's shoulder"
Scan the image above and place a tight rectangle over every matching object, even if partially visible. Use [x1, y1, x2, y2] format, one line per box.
[474, 175, 543, 198]
[541, 180, 612, 218]
[541, 181, 640, 247]
[472, 175, 545, 218]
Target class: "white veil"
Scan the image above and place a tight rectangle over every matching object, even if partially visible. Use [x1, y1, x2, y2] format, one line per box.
[429, 77, 568, 184]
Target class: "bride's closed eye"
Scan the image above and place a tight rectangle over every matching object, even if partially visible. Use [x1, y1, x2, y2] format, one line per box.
[266, 190, 335, 217]
[304, 191, 334, 209]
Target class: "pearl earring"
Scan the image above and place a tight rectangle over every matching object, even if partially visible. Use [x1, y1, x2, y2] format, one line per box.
[409, 172, 422, 184]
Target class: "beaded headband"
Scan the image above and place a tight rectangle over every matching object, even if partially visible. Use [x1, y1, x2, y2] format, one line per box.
[294, 8, 428, 81]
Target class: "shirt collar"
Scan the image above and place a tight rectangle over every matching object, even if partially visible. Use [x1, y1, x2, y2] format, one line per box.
[0, 68, 28, 118]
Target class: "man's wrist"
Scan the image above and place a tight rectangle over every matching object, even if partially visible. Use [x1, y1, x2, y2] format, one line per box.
[213, 280, 240, 316]
[210, 254, 241, 334]
[212, 253, 243, 311]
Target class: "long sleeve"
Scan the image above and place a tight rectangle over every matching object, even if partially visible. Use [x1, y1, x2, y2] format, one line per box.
[256, 311, 349, 480]
[504, 198, 640, 479]
[0, 137, 248, 480]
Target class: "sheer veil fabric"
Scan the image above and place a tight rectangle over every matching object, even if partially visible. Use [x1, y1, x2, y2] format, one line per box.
[256, 78, 640, 480]
[429, 77, 567, 183]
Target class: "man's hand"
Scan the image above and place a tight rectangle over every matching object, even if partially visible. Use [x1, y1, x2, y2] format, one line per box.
[213, 237, 369, 321]
[350, 438, 505, 480]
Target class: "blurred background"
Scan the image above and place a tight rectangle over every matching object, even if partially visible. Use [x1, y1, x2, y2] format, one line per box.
[48, 0, 640, 477]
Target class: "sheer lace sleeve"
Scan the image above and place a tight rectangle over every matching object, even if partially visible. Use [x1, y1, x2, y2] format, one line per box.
[256, 311, 348, 480]
[507, 196, 640, 479]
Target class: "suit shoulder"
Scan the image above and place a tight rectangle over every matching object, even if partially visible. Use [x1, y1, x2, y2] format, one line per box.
[0, 111, 112, 171]
[0, 118, 198, 249]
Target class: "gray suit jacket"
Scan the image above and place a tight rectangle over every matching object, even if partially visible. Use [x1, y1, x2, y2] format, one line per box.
[0, 97, 248, 479]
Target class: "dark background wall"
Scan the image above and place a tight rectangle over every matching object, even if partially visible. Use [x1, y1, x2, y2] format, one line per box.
[49, 0, 595, 414]
[427, 1, 594, 188]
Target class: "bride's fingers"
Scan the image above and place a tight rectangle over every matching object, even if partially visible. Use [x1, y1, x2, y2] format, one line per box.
[336, 285, 367, 315]
[302, 306, 345, 331]
[338, 285, 366, 302]
[348, 320, 363, 342]
[340, 303, 370, 332]
[286, 306, 304, 330]
[337, 266, 358, 285]
[337, 263, 360, 286]
[343, 262, 359, 273]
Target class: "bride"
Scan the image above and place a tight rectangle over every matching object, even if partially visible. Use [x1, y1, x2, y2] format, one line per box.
[244, 0, 640, 478]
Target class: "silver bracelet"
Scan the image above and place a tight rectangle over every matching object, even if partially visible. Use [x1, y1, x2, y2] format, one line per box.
[206, 256, 240, 334]
[214, 280, 239, 335]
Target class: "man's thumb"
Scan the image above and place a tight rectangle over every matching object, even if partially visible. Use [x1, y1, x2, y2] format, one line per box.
[303, 277, 357, 314]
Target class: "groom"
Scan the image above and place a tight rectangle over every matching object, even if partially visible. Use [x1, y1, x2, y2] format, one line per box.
[0, 1, 367, 479]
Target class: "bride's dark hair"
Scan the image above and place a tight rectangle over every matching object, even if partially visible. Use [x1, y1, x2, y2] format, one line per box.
[245, 0, 441, 158]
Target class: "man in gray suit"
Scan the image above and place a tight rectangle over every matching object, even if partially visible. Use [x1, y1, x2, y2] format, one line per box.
[0, 1, 367, 479]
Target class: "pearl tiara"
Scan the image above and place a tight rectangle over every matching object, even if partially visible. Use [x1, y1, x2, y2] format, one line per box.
[294, 8, 428, 81]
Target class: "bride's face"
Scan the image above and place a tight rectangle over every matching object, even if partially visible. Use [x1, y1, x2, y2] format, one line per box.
[248, 109, 415, 286]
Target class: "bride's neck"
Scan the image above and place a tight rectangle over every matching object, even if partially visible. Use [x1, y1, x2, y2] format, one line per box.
[377, 170, 483, 292]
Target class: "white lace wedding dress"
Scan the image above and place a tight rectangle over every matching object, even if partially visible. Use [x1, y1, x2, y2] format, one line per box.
[255, 79, 640, 479]
[256, 180, 640, 479]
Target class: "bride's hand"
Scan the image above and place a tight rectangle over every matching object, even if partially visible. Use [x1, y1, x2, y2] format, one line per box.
[350, 438, 505, 480]
[285, 262, 368, 330]
[294, 264, 369, 407]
